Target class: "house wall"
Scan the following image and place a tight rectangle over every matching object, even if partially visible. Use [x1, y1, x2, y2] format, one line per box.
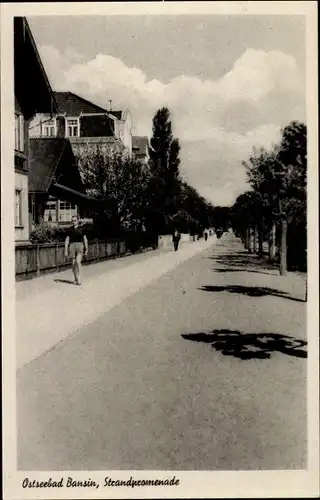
[132, 138, 149, 164]
[80, 115, 114, 137]
[123, 113, 132, 155]
[29, 113, 67, 138]
[29, 113, 42, 137]
[116, 112, 132, 156]
[15, 101, 30, 242]
[30, 113, 114, 139]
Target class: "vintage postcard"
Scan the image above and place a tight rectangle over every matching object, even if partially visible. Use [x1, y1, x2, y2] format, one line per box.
[1, 1, 319, 499]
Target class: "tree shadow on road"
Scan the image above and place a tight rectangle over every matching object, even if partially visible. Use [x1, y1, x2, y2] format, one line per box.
[214, 267, 275, 276]
[182, 330, 307, 360]
[198, 285, 305, 303]
[208, 250, 278, 274]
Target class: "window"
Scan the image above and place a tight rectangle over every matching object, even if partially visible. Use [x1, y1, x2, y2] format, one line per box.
[15, 189, 22, 226]
[42, 119, 56, 137]
[15, 113, 24, 152]
[30, 194, 36, 223]
[59, 201, 77, 222]
[66, 118, 79, 137]
[44, 200, 57, 223]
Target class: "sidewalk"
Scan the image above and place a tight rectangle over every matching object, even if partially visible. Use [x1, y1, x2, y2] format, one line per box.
[16, 237, 214, 371]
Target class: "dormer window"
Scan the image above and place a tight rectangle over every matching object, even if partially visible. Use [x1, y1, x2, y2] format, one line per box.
[42, 118, 56, 137]
[65, 118, 80, 137]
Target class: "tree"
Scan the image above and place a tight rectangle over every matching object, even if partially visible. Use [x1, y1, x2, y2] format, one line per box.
[231, 191, 261, 253]
[147, 107, 216, 235]
[243, 147, 278, 258]
[149, 107, 173, 171]
[77, 147, 152, 235]
[275, 121, 307, 275]
[169, 138, 181, 181]
[243, 121, 307, 275]
[212, 206, 232, 232]
[177, 181, 212, 233]
[148, 108, 182, 232]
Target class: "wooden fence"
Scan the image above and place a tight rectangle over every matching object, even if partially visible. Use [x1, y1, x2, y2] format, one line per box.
[15, 239, 127, 278]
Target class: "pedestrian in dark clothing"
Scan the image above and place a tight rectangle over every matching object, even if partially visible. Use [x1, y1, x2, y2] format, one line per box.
[172, 229, 181, 251]
[64, 215, 88, 285]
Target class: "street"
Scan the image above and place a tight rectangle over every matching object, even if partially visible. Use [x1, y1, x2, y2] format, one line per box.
[17, 233, 307, 470]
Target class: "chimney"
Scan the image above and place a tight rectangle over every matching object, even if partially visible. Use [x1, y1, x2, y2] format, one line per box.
[108, 99, 112, 111]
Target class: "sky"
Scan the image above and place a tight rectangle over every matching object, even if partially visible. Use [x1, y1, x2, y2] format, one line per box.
[28, 15, 306, 206]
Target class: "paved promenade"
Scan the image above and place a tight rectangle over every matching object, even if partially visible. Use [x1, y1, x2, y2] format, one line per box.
[16, 237, 213, 370]
[17, 233, 307, 471]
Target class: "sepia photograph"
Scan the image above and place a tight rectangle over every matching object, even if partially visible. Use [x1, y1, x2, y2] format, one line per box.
[1, 1, 319, 499]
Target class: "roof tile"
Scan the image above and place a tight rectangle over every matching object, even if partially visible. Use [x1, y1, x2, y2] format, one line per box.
[54, 91, 108, 116]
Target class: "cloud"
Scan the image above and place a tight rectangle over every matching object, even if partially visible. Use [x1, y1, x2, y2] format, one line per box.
[37, 45, 304, 205]
[180, 123, 282, 206]
[38, 45, 85, 86]
[219, 49, 302, 102]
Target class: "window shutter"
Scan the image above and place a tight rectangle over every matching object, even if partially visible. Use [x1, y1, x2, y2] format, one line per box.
[19, 115, 24, 151]
[15, 115, 19, 150]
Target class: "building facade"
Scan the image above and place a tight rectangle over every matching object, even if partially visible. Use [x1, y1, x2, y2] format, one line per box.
[132, 136, 150, 164]
[14, 17, 58, 242]
[29, 92, 133, 224]
[28, 138, 98, 227]
[109, 109, 133, 155]
[29, 92, 133, 157]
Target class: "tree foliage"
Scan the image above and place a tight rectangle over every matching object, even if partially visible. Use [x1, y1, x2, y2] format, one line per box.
[78, 147, 151, 234]
[149, 107, 173, 171]
[77, 106, 216, 239]
[232, 120, 307, 273]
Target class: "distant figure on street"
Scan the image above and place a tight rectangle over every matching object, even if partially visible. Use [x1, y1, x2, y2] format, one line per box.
[64, 215, 88, 285]
[172, 228, 181, 251]
[204, 229, 208, 241]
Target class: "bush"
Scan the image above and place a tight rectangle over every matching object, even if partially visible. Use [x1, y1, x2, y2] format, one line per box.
[51, 226, 71, 242]
[119, 229, 159, 253]
[30, 220, 100, 244]
[30, 219, 55, 243]
[30, 219, 159, 253]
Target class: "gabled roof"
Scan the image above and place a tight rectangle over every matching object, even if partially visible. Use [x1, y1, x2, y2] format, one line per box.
[29, 138, 82, 193]
[109, 110, 123, 120]
[53, 91, 108, 116]
[109, 109, 131, 123]
[14, 18, 57, 119]
[132, 136, 149, 155]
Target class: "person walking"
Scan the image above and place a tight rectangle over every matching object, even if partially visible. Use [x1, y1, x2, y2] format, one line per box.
[64, 215, 88, 285]
[204, 229, 208, 241]
[172, 228, 181, 252]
